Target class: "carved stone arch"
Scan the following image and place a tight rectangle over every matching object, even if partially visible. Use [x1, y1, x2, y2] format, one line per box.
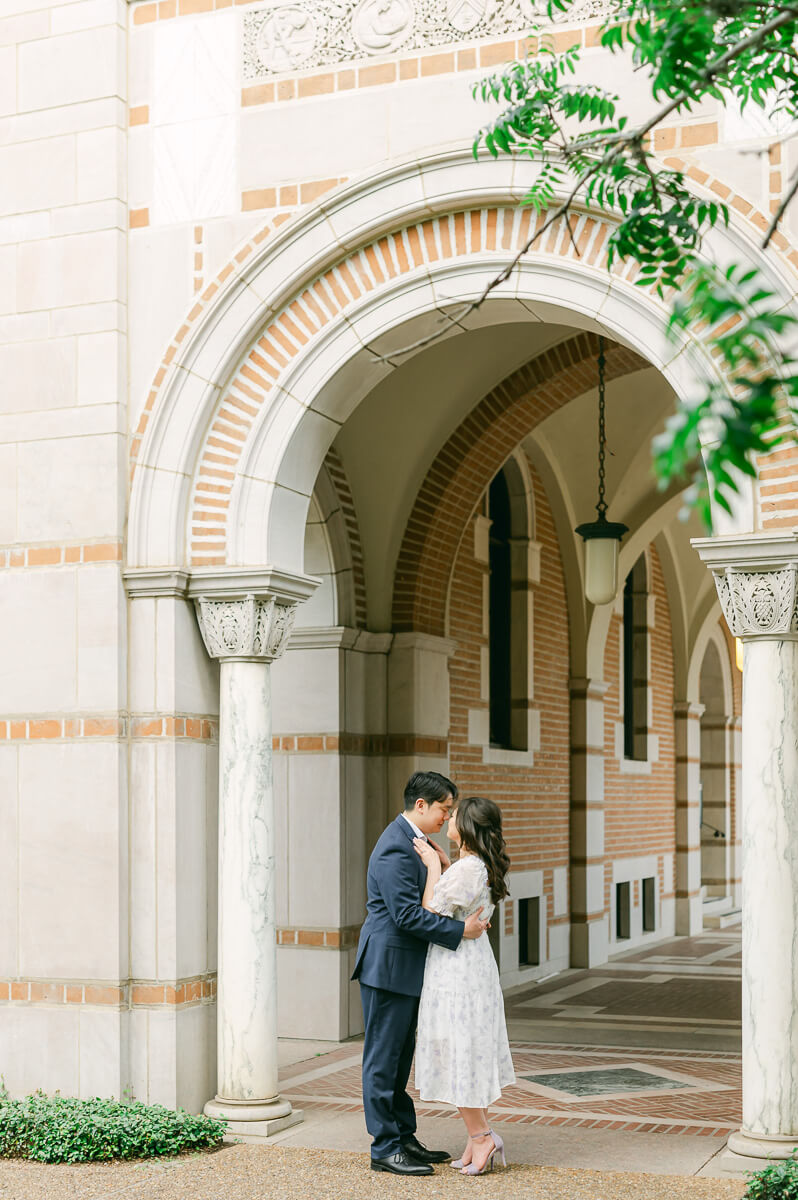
[653, 529, 690, 700]
[687, 606, 736, 710]
[502, 447, 536, 543]
[126, 149, 774, 577]
[699, 631, 734, 717]
[306, 450, 367, 629]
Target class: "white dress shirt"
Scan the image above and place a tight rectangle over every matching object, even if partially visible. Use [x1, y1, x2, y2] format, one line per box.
[401, 811, 428, 841]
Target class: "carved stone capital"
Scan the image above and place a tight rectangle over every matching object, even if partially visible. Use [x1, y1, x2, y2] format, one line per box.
[195, 595, 297, 663]
[713, 564, 798, 638]
[692, 533, 798, 641]
[188, 567, 318, 663]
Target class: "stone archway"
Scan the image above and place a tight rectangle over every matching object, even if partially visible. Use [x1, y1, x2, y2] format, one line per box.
[126, 148, 782, 577]
[123, 146, 791, 1144]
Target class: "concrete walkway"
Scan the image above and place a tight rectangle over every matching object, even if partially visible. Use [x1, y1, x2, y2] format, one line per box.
[0, 1145, 747, 1200]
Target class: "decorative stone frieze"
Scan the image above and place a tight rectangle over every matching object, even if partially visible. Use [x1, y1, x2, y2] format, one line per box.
[195, 595, 297, 662]
[692, 533, 798, 640]
[242, 0, 610, 82]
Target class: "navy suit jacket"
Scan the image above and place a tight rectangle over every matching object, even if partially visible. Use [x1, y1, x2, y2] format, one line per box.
[352, 814, 464, 997]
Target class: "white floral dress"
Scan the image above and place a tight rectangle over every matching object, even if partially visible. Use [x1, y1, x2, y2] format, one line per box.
[414, 855, 515, 1108]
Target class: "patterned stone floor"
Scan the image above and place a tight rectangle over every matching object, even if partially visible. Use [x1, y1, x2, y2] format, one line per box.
[282, 930, 742, 1142]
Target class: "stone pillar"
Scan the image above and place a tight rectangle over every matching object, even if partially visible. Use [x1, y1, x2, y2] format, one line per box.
[694, 534, 798, 1170]
[569, 676, 609, 967]
[191, 570, 316, 1141]
[386, 632, 457, 802]
[673, 701, 704, 935]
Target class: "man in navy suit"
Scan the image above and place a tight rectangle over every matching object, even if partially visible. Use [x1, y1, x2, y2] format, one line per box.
[352, 770, 487, 1176]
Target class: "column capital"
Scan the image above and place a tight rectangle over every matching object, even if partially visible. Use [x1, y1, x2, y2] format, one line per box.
[692, 533, 798, 640]
[189, 568, 318, 663]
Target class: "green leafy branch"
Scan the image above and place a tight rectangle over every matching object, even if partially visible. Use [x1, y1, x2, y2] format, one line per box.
[378, 0, 798, 526]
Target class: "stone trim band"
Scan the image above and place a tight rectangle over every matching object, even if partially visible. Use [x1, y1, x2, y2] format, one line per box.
[0, 714, 219, 741]
[0, 720, 446, 752]
[1, 542, 123, 569]
[0, 975, 217, 1008]
[1, 928, 362, 1008]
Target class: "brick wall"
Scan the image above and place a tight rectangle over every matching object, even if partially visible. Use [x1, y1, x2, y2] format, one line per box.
[448, 459, 571, 938]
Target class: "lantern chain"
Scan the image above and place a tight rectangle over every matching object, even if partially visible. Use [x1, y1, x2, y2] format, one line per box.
[596, 335, 607, 521]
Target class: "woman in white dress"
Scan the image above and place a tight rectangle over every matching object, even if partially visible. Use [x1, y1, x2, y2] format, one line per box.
[412, 795, 515, 1176]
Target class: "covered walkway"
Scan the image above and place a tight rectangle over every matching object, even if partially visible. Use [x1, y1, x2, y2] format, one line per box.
[273, 929, 742, 1178]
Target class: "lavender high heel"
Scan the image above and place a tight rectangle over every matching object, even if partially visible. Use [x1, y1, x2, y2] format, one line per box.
[489, 1130, 507, 1167]
[461, 1130, 506, 1176]
[451, 1137, 477, 1170]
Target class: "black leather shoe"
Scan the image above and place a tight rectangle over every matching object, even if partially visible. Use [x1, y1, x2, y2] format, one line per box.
[371, 1150, 434, 1175]
[402, 1135, 452, 1164]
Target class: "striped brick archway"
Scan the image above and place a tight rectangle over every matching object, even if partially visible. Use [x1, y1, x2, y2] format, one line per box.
[185, 203, 623, 569]
[127, 149, 780, 575]
[391, 332, 646, 637]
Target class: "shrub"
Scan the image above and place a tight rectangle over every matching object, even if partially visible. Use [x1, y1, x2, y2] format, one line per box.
[0, 1088, 227, 1163]
[745, 1155, 798, 1200]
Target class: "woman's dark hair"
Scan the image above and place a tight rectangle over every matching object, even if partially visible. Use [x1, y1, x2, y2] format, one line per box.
[455, 796, 510, 904]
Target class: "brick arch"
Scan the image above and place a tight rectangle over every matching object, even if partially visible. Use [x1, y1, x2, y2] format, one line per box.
[391, 332, 647, 636]
[322, 447, 367, 628]
[128, 149, 775, 571]
[130, 154, 797, 494]
[187, 203, 617, 565]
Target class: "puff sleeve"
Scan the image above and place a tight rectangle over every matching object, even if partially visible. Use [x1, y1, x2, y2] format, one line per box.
[430, 857, 485, 917]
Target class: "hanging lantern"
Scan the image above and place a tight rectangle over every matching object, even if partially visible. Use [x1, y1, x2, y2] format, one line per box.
[575, 336, 628, 606]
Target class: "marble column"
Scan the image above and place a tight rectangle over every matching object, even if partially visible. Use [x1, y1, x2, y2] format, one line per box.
[569, 676, 609, 967]
[694, 534, 798, 1171]
[192, 573, 315, 1141]
[673, 701, 704, 935]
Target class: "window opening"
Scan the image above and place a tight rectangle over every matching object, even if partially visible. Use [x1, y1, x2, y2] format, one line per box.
[623, 556, 648, 761]
[518, 897, 540, 966]
[642, 876, 656, 932]
[489, 471, 512, 749]
[616, 882, 631, 940]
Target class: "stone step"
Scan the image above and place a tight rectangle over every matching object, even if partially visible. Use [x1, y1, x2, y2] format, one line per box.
[702, 894, 734, 917]
[704, 907, 742, 929]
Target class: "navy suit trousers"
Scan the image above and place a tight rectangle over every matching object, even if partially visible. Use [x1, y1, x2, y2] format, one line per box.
[360, 983, 419, 1159]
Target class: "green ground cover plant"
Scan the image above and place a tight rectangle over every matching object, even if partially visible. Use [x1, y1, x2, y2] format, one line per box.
[0, 1088, 226, 1163]
[746, 1157, 798, 1200]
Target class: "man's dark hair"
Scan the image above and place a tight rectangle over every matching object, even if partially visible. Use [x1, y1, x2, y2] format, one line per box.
[403, 771, 458, 811]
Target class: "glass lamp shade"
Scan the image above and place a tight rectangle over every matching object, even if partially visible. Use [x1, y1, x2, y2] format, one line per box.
[583, 536, 620, 606]
[575, 516, 629, 606]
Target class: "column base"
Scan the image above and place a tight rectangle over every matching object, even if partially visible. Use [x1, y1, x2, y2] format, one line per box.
[204, 1095, 304, 1143]
[570, 918, 608, 969]
[719, 1130, 798, 1175]
[674, 894, 703, 936]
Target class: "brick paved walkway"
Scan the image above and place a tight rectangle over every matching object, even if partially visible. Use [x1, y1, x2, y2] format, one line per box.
[282, 930, 742, 1145]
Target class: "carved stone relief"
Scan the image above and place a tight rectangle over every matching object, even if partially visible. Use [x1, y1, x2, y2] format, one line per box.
[712, 564, 798, 638]
[195, 594, 298, 661]
[243, 0, 610, 82]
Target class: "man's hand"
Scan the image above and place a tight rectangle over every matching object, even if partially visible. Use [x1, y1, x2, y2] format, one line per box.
[463, 908, 489, 940]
